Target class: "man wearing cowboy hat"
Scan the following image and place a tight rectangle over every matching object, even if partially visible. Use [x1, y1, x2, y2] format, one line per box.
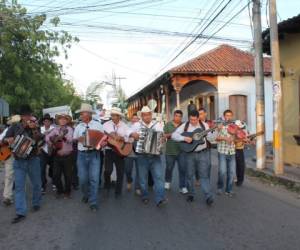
[40, 113, 55, 194]
[0, 115, 20, 206]
[103, 107, 130, 198]
[130, 106, 167, 207]
[4, 104, 43, 224]
[46, 114, 74, 198]
[73, 103, 104, 211]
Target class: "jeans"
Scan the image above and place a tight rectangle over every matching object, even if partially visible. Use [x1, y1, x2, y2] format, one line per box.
[53, 154, 73, 194]
[137, 154, 165, 204]
[14, 156, 42, 216]
[185, 150, 213, 200]
[104, 149, 125, 194]
[235, 149, 245, 185]
[77, 151, 101, 206]
[217, 153, 236, 193]
[124, 156, 140, 189]
[165, 154, 187, 189]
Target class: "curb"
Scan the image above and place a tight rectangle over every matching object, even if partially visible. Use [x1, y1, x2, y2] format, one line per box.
[246, 167, 300, 193]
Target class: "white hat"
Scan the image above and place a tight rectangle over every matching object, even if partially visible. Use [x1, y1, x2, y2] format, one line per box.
[235, 120, 246, 129]
[140, 106, 152, 114]
[7, 115, 21, 125]
[110, 107, 124, 117]
[76, 103, 95, 114]
[55, 113, 72, 123]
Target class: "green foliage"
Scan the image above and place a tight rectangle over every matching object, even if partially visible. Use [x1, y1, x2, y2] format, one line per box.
[112, 84, 128, 114]
[0, 1, 82, 115]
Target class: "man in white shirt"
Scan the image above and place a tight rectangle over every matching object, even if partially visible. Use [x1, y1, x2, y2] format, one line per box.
[0, 123, 14, 206]
[124, 113, 141, 194]
[40, 113, 55, 193]
[73, 103, 104, 212]
[172, 110, 214, 206]
[130, 106, 167, 207]
[103, 107, 130, 198]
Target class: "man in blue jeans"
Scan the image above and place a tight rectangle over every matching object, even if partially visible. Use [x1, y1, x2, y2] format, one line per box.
[172, 110, 214, 206]
[4, 105, 43, 224]
[216, 109, 236, 197]
[73, 103, 104, 212]
[130, 106, 167, 207]
[164, 110, 187, 194]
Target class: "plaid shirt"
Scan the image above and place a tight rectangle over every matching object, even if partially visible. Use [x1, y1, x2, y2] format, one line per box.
[217, 126, 235, 155]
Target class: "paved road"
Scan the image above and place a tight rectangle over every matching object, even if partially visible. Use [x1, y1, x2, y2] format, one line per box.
[0, 149, 299, 250]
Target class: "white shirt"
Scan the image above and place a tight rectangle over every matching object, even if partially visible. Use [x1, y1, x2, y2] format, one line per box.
[73, 120, 104, 151]
[0, 128, 8, 141]
[172, 121, 216, 151]
[41, 125, 55, 153]
[103, 120, 130, 148]
[130, 120, 164, 134]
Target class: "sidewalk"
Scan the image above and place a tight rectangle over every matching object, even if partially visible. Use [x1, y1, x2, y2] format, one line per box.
[244, 145, 300, 193]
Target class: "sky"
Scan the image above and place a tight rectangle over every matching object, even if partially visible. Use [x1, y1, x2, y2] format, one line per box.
[18, 0, 300, 107]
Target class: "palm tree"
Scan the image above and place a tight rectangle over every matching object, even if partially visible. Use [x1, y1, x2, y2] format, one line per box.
[85, 81, 105, 106]
[112, 83, 128, 114]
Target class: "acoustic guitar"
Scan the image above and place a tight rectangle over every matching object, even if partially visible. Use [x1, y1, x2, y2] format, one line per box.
[106, 132, 133, 157]
[180, 126, 217, 153]
[0, 145, 11, 161]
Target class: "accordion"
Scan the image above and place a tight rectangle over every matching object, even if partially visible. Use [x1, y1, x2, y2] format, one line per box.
[10, 135, 35, 159]
[136, 128, 163, 155]
[83, 129, 107, 150]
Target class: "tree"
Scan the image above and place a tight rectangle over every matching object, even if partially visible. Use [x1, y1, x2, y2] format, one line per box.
[112, 83, 128, 114]
[0, 1, 82, 114]
[85, 81, 105, 107]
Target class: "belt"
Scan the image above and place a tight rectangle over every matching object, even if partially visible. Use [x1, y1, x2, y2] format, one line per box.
[79, 150, 97, 153]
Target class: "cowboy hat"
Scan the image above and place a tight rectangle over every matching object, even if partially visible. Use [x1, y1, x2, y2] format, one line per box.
[7, 115, 21, 125]
[140, 106, 152, 114]
[55, 113, 72, 123]
[76, 103, 95, 114]
[110, 107, 124, 117]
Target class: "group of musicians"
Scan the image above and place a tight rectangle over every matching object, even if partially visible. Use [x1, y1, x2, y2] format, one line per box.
[0, 102, 249, 224]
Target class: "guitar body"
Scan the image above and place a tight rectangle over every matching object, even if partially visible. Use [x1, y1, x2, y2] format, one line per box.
[180, 128, 206, 153]
[107, 137, 133, 157]
[0, 145, 12, 161]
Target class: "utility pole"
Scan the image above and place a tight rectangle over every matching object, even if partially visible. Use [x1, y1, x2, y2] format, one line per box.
[252, 0, 266, 169]
[269, 0, 284, 174]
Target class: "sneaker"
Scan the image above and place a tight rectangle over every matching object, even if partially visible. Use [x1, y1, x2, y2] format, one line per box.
[52, 185, 57, 192]
[164, 182, 171, 190]
[135, 189, 142, 196]
[186, 195, 194, 202]
[206, 197, 214, 206]
[126, 183, 132, 191]
[157, 199, 168, 207]
[179, 187, 188, 194]
[90, 205, 98, 212]
[216, 189, 223, 195]
[81, 196, 88, 204]
[2, 198, 13, 206]
[11, 215, 26, 224]
[225, 191, 235, 197]
[41, 188, 46, 195]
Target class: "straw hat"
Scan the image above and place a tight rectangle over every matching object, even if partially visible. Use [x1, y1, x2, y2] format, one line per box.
[110, 107, 124, 117]
[55, 113, 72, 123]
[140, 106, 152, 114]
[76, 103, 95, 114]
[7, 115, 21, 125]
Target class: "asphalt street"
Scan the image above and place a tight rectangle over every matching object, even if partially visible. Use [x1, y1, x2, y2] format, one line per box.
[0, 149, 299, 250]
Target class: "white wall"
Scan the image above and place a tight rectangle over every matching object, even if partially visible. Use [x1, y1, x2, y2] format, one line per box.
[217, 76, 273, 142]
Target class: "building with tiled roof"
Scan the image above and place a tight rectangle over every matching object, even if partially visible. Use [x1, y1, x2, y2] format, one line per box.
[127, 44, 273, 141]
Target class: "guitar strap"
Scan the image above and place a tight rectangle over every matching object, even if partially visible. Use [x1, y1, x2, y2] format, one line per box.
[184, 122, 189, 132]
